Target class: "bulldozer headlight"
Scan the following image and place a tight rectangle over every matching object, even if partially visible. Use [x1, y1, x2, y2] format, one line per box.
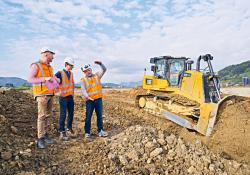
[183, 73, 191, 77]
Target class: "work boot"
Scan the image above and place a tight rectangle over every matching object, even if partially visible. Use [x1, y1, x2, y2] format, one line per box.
[85, 133, 90, 138]
[66, 129, 76, 138]
[37, 138, 46, 149]
[44, 133, 55, 145]
[98, 130, 108, 137]
[59, 132, 69, 141]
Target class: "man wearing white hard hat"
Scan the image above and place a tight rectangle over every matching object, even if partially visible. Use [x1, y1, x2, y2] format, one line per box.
[28, 47, 60, 149]
[80, 60, 108, 138]
[55, 57, 75, 140]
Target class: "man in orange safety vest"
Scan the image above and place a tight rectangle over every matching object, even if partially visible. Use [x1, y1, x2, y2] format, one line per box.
[80, 60, 108, 138]
[55, 57, 75, 141]
[28, 47, 60, 149]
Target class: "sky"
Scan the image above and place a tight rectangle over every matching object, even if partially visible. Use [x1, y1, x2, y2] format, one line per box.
[0, 0, 250, 83]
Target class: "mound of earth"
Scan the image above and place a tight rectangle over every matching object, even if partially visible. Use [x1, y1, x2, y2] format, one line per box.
[61, 125, 250, 175]
[209, 96, 250, 164]
[0, 88, 37, 136]
[0, 89, 59, 175]
[0, 88, 38, 174]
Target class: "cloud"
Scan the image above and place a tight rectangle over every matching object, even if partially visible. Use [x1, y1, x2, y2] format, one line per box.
[122, 23, 130, 29]
[1, 0, 115, 33]
[123, 1, 141, 9]
[1, 0, 250, 84]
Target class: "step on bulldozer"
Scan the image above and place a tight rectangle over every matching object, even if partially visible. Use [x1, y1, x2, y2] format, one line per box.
[136, 54, 234, 136]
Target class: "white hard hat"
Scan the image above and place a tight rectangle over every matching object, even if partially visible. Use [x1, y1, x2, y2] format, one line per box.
[81, 64, 91, 72]
[64, 57, 74, 66]
[41, 47, 55, 54]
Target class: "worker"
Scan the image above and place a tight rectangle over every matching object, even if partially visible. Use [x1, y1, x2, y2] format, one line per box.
[28, 47, 60, 149]
[55, 57, 75, 141]
[80, 61, 108, 138]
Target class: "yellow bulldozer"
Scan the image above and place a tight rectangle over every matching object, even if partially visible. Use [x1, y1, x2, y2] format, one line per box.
[136, 54, 234, 136]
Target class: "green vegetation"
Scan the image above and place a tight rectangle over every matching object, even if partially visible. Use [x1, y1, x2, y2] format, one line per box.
[14, 86, 31, 91]
[218, 60, 250, 84]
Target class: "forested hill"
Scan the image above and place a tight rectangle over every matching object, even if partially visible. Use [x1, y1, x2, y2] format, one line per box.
[218, 60, 250, 83]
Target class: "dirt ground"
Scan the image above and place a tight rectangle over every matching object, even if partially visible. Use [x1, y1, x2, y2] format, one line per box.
[0, 87, 250, 175]
[221, 87, 250, 97]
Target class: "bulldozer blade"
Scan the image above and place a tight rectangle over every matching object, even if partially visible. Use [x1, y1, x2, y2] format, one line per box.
[161, 111, 195, 130]
[206, 95, 236, 136]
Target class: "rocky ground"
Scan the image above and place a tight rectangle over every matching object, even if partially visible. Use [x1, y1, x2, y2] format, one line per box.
[0, 88, 250, 175]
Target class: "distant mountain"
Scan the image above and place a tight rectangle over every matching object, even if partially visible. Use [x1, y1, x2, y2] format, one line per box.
[0, 77, 30, 87]
[75, 81, 141, 88]
[120, 81, 142, 88]
[103, 83, 120, 88]
[218, 60, 250, 84]
[0, 76, 141, 88]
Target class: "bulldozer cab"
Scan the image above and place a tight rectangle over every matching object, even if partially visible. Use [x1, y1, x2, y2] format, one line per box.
[151, 56, 187, 86]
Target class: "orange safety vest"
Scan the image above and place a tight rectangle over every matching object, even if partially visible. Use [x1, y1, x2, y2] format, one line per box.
[58, 70, 74, 97]
[81, 75, 103, 100]
[32, 61, 54, 98]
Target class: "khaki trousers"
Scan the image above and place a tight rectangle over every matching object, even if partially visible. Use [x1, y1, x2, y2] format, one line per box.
[36, 96, 53, 139]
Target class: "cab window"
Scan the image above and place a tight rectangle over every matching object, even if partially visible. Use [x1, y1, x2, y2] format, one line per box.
[155, 59, 166, 79]
[169, 60, 184, 85]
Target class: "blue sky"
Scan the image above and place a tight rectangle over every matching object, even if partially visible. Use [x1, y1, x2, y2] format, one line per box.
[0, 0, 250, 83]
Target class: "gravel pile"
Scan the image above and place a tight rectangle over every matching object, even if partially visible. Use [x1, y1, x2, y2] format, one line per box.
[105, 125, 249, 175]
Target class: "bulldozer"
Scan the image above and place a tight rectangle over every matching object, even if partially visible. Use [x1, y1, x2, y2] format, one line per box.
[136, 54, 234, 136]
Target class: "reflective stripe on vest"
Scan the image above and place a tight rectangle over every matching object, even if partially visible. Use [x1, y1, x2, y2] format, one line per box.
[85, 83, 97, 88]
[58, 70, 74, 97]
[32, 62, 54, 98]
[37, 63, 45, 77]
[81, 75, 102, 100]
[88, 90, 102, 95]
